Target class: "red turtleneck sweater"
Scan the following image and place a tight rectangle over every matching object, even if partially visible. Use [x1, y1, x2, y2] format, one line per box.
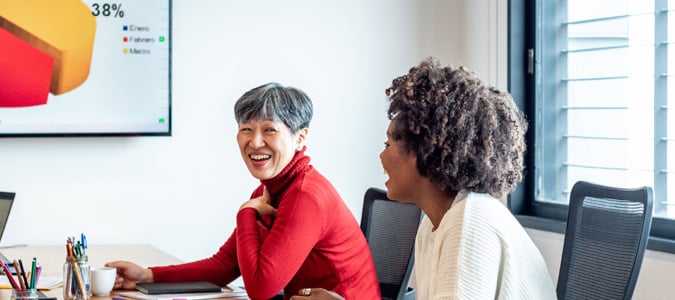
[150, 149, 381, 300]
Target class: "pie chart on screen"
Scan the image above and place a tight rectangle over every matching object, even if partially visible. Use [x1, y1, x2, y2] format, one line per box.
[0, 0, 97, 107]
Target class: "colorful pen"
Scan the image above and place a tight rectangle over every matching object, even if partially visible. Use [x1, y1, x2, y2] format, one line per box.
[18, 259, 28, 289]
[81, 233, 87, 251]
[34, 265, 42, 288]
[0, 259, 19, 289]
[13, 259, 25, 289]
[29, 257, 36, 289]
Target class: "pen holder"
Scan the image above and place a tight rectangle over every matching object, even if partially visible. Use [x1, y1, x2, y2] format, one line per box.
[63, 255, 91, 300]
[10, 289, 38, 300]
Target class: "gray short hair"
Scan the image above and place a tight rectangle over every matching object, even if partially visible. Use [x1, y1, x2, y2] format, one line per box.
[234, 82, 313, 133]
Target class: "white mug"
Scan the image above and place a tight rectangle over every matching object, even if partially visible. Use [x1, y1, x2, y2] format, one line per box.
[90, 267, 116, 296]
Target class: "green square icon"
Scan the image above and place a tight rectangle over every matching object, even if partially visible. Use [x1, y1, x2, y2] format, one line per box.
[159, 36, 165, 42]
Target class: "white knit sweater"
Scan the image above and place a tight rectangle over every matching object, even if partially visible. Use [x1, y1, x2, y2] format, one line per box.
[410, 191, 557, 300]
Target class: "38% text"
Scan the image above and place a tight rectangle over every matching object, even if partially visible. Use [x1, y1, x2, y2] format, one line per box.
[91, 3, 124, 18]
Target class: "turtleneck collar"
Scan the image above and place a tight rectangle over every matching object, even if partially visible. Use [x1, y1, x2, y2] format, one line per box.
[261, 146, 311, 198]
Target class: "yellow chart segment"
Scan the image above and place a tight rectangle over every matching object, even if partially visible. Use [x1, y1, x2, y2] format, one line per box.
[0, 0, 96, 95]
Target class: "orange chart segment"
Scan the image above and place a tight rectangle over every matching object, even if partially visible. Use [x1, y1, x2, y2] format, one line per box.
[0, 0, 96, 96]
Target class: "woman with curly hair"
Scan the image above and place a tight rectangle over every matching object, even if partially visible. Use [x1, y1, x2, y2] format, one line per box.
[379, 57, 556, 299]
[292, 58, 556, 300]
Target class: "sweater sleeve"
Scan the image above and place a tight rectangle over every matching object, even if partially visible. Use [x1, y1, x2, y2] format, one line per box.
[150, 229, 241, 286]
[235, 189, 326, 299]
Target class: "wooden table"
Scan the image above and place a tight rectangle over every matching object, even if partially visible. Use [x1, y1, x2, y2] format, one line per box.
[0, 245, 226, 300]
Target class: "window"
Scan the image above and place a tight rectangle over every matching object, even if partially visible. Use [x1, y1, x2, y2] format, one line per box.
[509, 0, 675, 253]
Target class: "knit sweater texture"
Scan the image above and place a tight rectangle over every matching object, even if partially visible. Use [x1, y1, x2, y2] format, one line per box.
[151, 149, 380, 300]
[411, 191, 557, 300]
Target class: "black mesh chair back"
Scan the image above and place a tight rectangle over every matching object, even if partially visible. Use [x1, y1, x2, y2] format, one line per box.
[360, 187, 422, 300]
[557, 181, 653, 300]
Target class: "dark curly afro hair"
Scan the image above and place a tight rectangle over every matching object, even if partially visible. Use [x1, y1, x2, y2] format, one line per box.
[385, 57, 527, 198]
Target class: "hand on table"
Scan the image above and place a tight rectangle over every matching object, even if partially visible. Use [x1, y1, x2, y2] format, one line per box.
[104, 260, 154, 290]
[289, 288, 345, 300]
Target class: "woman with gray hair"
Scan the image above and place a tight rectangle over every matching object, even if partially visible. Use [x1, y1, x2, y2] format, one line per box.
[105, 83, 381, 300]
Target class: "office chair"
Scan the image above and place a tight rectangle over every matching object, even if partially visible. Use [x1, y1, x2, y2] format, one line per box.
[360, 187, 422, 300]
[556, 181, 653, 300]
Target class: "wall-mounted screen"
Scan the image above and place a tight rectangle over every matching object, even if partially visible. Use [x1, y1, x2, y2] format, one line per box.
[0, 0, 171, 137]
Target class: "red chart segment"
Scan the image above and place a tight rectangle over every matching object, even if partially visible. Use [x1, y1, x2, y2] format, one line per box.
[0, 27, 53, 107]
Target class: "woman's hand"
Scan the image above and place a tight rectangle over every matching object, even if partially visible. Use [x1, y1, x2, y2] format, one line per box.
[289, 288, 345, 300]
[104, 260, 154, 290]
[239, 186, 277, 216]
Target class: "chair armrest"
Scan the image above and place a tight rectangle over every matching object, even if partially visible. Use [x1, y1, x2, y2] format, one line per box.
[401, 287, 415, 300]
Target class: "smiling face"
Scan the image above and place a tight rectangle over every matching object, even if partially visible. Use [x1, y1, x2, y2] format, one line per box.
[237, 119, 307, 180]
[379, 119, 423, 202]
